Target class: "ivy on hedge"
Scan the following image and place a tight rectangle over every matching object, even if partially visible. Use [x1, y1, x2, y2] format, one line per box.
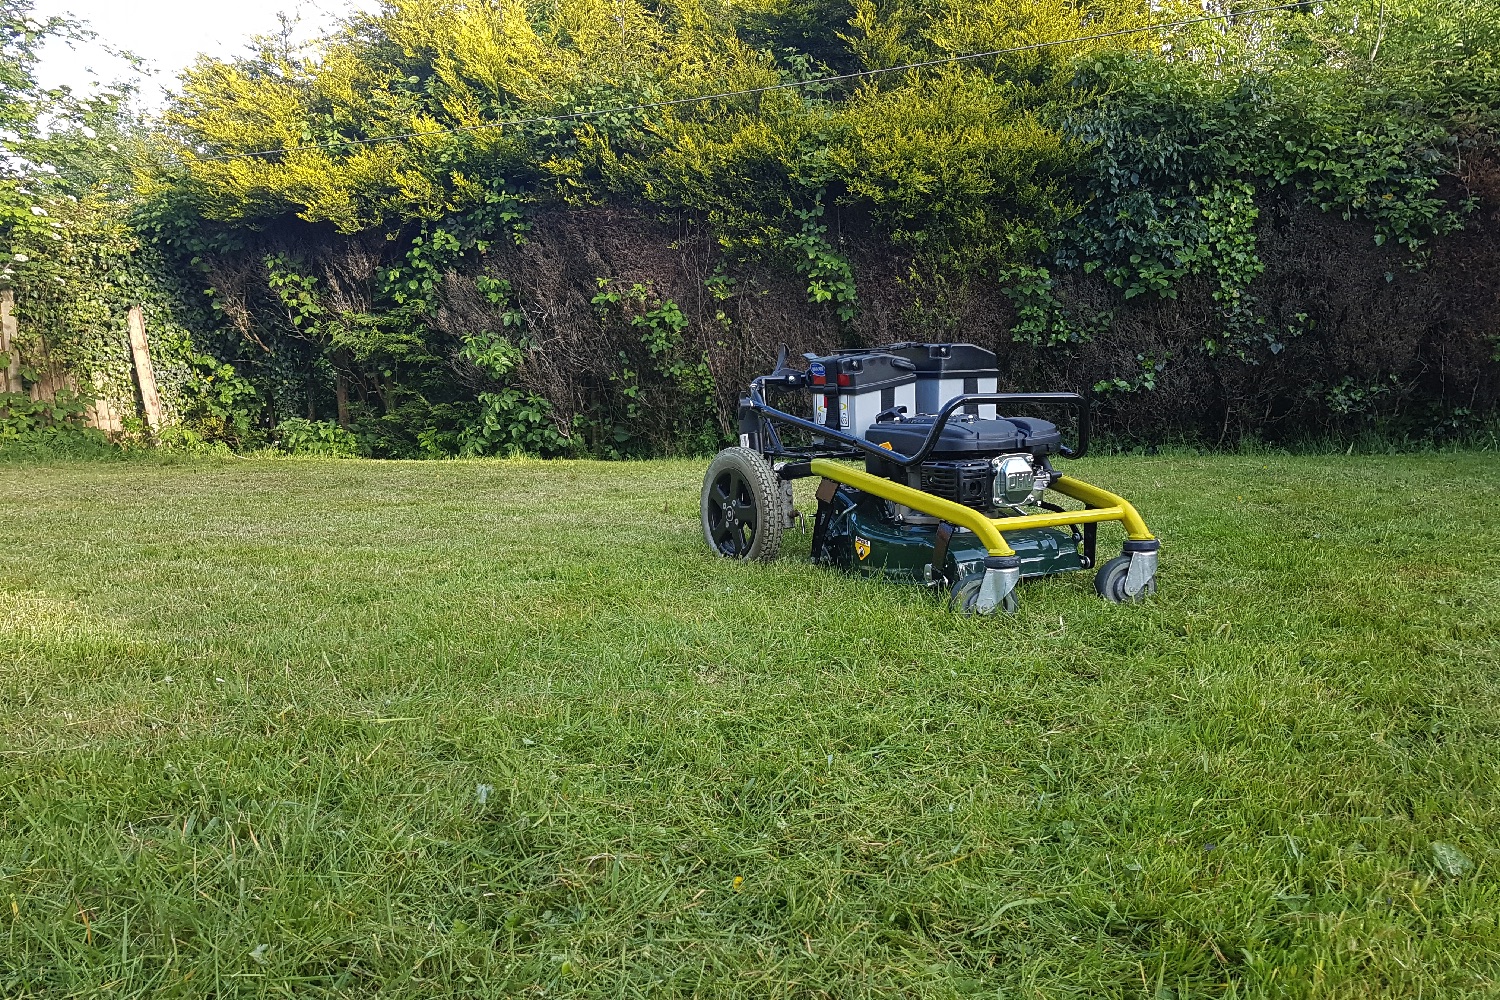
[5, 0, 1496, 454]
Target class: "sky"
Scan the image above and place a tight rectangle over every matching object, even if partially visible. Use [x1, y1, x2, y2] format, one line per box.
[33, 0, 382, 110]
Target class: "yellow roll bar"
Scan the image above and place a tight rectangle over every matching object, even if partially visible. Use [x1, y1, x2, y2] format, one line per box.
[806, 459, 1153, 558]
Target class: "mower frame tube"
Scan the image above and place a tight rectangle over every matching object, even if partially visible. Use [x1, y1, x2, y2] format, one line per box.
[806, 459, 1154, 558]
[744, 389, 1091, 465]
[1049, 476, 1154, 541]
[808, 458, 1018, 556]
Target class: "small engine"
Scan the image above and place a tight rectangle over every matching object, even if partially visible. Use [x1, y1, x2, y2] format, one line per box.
[864, 413, 1063, 512]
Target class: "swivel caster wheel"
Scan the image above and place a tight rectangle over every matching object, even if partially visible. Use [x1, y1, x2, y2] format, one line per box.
[1094, 554, 1156, 603]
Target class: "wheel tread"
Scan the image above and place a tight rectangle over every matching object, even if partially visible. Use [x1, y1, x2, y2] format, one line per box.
[701, 447, 784, 562]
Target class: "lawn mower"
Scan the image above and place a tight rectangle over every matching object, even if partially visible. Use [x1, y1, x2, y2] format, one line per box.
[699, 342, 1159, 614]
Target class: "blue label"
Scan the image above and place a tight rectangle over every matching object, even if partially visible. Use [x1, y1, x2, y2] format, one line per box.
[808, 363, 825, 377]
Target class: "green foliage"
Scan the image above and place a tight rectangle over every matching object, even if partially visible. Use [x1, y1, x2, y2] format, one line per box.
[1002, 264, 1091, 348]
[785, 198, 857, 321]
[1025, 24, 1488, 375]
[385, 229, 462, 315]
[458, 390, 571, 458]
[459, 278, 528, 381]
[0, 8, 256, 449]
[11, 187, 257, 443]
[265, 254, 325, 333]
[76, 0, 1500, 449]
[272, 417, 362, 457]
[171, 341, 262, 448]
[1092, 352, 1168, 396]
[0, 0, 1397, 458]
[1273, 128, 1458, 252]
[0, 389, 113, 457]
[1319, 374, 1401, 417]
[0, 0, 93, 255]
[591, 280, 722, 456]
[446, 277, 571, 456]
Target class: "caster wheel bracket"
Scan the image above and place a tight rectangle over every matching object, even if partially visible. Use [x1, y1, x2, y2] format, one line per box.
[1124, 548, 1158, 599]
[974, 556, 1021, 615]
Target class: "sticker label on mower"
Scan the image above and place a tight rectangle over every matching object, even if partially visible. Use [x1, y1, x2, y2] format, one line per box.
[854, 536, 872, 561]
[811, 394, 851, 429]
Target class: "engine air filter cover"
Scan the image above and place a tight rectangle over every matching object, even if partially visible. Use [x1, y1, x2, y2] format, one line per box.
[920, 459, 993, 509]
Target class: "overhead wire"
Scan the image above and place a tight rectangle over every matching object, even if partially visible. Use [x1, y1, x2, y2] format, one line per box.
[204, 1, 1310, 162]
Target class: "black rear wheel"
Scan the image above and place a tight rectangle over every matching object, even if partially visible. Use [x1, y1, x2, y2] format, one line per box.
[701, 447, 783, 562]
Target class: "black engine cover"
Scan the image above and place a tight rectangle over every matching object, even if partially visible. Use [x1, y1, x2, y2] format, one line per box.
[865, 414, 1062, 460]
[862, 415, 1061, 505]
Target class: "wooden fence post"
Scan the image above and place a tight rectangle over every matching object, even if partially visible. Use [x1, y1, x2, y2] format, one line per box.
[126, 305, 163, 433]
[0, 289, 21, 394]
[334, 364, 350, 429]
[87, 371, 123, 434]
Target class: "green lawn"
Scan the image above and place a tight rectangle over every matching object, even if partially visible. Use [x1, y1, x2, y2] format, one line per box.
[1, 452, 1498, 998]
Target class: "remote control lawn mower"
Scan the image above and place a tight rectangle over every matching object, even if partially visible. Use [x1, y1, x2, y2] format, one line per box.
[700, 343, 1159, 614]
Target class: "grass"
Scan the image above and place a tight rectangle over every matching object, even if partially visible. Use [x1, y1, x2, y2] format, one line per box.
[1, 451, 1497, 998]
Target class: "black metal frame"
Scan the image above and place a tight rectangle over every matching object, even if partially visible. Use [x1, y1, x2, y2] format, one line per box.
[737, 373, 1091, 475]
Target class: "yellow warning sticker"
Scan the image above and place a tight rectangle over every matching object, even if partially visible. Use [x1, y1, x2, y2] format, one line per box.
[879, 441, 893, 450]
[854, 536, 872, 561]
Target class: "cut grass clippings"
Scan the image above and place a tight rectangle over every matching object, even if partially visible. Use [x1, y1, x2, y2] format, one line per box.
[1, 453, 1497, 997]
